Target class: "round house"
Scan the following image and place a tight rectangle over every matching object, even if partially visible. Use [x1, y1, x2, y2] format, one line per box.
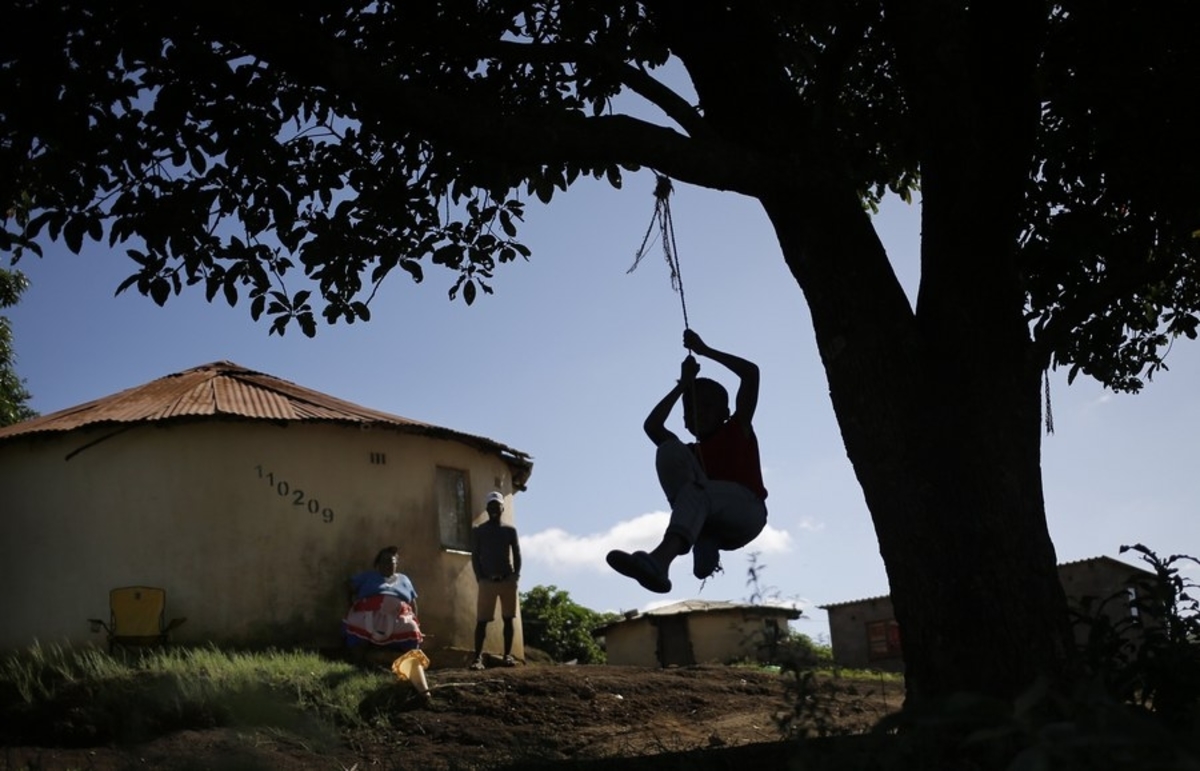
[0, 361, 532, 657]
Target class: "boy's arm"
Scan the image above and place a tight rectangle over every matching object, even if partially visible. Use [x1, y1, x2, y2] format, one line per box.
[643, 356, 699, 445]
[510, 529, 522, 578]
[684, 330, 760, 426]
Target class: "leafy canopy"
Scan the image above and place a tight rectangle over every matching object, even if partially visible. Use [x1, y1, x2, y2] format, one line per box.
[2, 1, 1198, 390]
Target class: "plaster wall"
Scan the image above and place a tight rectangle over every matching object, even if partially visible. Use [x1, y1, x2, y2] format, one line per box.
[688, 612, 780, 664]
[0, 420, 523, 657]
[825, 597, 901, 672]
[603, 610, 793, 667]
[603, 619, 660, 667]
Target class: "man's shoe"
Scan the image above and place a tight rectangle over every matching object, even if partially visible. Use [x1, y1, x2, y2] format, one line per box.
[502, 654, 517, 667]
[469, 655, 485, 671]
[606, 550, 671, 593]
[692, 536, 723, 580]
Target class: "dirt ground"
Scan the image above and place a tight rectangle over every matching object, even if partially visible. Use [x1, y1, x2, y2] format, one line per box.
[2, 660, 903, 771]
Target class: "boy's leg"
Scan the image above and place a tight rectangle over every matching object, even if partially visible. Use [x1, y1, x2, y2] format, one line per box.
[692, 482, 768, 578]
[655, 438, 706, 503]
[472, 620, 488, 668]
[501, 618, 515, 663]
[607, 442, 706, 591]
[499, 578, 518, 664]
[660, 478, 712, 549]
[474, 582, 502, 668]
[633, 480, 710, 578]
[691, 531, 723, 580]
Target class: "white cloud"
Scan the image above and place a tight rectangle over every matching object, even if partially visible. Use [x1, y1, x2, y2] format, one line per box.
[522, 511, 794, 573]
[796, 516, 825, 533]
[747, 522, 794, 552]
[521, 511, 669, 571]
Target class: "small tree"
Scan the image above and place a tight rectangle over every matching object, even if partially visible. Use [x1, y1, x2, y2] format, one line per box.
[0, 268, 36, 427]
[1073, 544, 1200, 732]
[520, 585, 618, 664]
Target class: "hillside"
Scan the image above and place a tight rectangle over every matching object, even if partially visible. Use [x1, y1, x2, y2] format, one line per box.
[3, 662, 902, 770]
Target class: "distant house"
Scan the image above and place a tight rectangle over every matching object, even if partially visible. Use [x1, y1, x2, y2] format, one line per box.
[820, 555, 1157, 672]
[0, 361, 533, 657]
[594, 600, 801, 667]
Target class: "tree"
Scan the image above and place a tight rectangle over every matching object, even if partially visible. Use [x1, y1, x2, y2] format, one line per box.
[3, 1, 1198, 703]
[0, 268, 36, 427]
[519, 585, 618, 664]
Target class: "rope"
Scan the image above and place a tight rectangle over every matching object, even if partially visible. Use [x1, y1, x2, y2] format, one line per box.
[629, 175, 719, 572]
[1043, 368, 1055, 435]
[628, 174, 691, 332]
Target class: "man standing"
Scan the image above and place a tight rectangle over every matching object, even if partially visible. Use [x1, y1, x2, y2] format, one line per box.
[470, 490, 522, 669]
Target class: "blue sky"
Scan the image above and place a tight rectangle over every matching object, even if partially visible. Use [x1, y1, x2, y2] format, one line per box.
[8, 176, 1198, 644]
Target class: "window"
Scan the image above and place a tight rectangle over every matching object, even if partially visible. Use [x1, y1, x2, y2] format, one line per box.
[866, 619, 902, 660]
[436, 467, 472, 550]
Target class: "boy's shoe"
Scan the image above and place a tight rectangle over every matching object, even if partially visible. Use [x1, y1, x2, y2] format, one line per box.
[692, 536, 723, 580]
[469, 655, 485, 671]
[606, 550, 671, 593]
[502, 654, 517, 667]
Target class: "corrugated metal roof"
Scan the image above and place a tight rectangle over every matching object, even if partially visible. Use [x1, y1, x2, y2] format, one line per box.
[817, 554, 1156, 610]
[593, 599, 801, 634]
[1057, 554, 1154, 576]
[0, 360, 533, 487]
[818, 594, 893, 611]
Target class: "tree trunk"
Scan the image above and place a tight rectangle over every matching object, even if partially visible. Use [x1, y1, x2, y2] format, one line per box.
[648, 0, 1076, 703]
[760, 179, 1074, 702]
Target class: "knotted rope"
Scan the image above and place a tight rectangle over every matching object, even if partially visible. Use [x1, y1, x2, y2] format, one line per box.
[628, 175, 691, 333]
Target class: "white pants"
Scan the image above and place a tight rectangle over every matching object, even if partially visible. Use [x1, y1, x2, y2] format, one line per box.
[656, 438, 767, 550]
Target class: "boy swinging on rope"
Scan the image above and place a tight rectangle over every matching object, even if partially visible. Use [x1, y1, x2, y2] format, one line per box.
[607, 329, 768, 593]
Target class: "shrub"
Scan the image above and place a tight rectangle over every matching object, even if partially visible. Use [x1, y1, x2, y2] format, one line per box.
[518, 585, 619, 664]
[1073, 543, 1200, 732]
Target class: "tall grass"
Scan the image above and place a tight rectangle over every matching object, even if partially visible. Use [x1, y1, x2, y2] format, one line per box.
[0, 643, 406, 747]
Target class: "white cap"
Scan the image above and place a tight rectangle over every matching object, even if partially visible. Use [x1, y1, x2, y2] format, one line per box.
[485, 491, 505, 504]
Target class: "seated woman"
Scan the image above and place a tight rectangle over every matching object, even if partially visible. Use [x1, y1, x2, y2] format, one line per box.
[342, 546, 424, 652]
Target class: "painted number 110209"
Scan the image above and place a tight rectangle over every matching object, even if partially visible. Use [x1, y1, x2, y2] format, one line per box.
[255, 465, 335, 523]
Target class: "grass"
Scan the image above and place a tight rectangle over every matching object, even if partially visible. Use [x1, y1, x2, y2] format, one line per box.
[0, 642, 403, 747]
[9, 641, 1194, 770]
[2, 641, 896, 754]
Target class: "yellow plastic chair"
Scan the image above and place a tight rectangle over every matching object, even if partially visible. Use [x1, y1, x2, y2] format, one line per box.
[88, 586, 187, 653]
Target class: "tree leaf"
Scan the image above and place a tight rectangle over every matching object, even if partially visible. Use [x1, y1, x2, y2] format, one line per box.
[64, 216, 85, 254]
[400, 259, 424, 283]
[499, 209, 517, 237]
[149, 277, 170, 306]
[188, 147, 207, 174]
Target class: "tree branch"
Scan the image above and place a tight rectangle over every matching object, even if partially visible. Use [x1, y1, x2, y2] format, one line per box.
[187, 5, 780, 197]
[485, 40, 717, 144]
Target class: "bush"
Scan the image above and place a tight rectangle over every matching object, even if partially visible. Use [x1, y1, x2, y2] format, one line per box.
[519, 585, 619, 664]
[1073, 543, 1200, 732]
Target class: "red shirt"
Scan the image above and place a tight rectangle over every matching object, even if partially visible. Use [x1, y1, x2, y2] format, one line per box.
[692, 417, 768, 500]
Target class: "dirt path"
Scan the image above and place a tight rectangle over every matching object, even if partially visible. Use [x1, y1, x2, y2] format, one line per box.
[3, 664, 902, 770]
